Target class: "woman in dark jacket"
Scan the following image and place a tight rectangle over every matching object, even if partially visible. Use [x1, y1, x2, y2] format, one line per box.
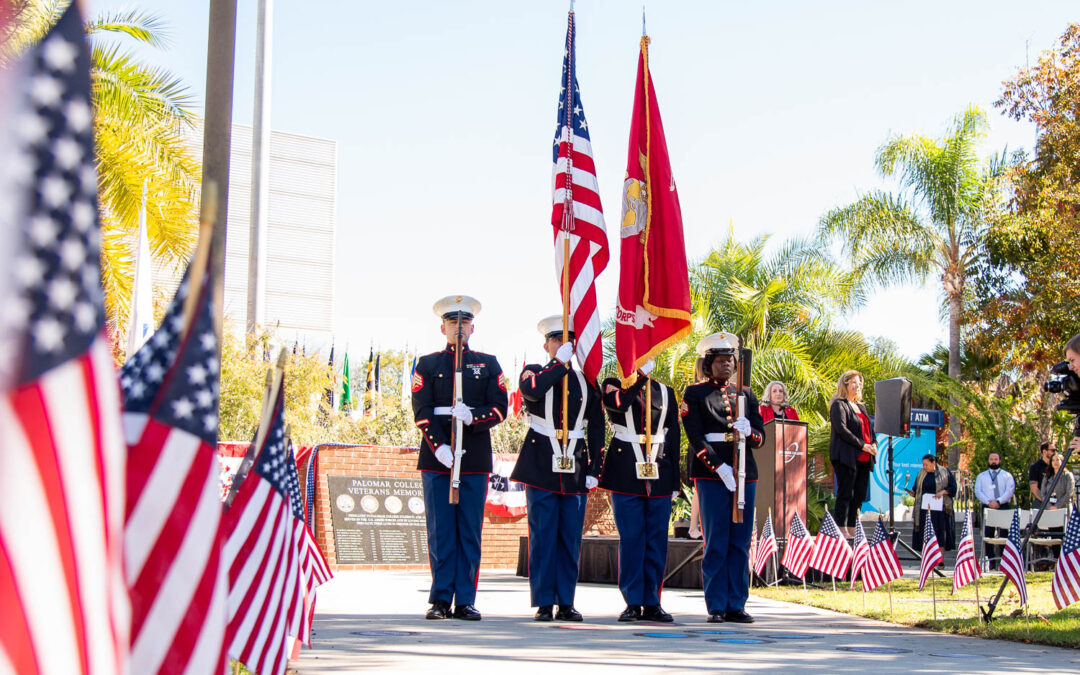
[829, 370, 877, 537]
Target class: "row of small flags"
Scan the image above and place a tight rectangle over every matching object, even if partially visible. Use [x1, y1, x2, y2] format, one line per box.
[0, 5, 330, 673]
[749, 506, 1080, 610]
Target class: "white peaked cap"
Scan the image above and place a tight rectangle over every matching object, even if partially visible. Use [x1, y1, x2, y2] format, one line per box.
[433, 295, 481, 319]
[696, 331, 740, 357]
[537, 315, 574, 338]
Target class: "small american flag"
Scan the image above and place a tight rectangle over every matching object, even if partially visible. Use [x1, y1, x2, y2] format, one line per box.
[917, 511, 943, 590]
[809, 509, 853, 580]
[754, 512, 778, 577]
[285, 438, 332, 649]
[749, 518, 757, 574]
[0, 5, 129, 672]
[850, 518, 870, 589]
[223, 376, 307, 675]
[863, 517, 903, 591]
[550, 10, 609, 383]
[1000, 508, 1028, 606]
[781, 512, 813, 579]
[1052, 507, 1080, 610]
[952, 511, 981, 592]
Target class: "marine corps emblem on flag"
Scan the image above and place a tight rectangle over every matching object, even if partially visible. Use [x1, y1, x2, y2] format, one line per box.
[411, 372, 424, 393]
[621, 176, 648, 240]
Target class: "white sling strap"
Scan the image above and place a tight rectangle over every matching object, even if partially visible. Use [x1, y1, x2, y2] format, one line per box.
[529, 368, 588, 459]
[616, 381, 668, 465]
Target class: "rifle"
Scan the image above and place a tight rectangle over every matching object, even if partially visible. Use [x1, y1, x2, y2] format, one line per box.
[732, 350, 746, 523]
[449, 311, 465, 504]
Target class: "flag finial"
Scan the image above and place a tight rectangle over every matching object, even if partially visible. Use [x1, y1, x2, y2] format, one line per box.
[642, 5, 646, 36]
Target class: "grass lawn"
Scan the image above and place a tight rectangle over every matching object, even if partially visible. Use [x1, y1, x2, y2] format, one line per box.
[752, 571, 1080, 649]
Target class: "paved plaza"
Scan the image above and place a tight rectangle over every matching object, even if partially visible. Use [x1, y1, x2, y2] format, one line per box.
[292, 570, 1079, 674]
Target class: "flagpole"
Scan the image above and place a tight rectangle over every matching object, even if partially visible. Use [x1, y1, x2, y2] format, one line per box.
[558, 9, 575, 468]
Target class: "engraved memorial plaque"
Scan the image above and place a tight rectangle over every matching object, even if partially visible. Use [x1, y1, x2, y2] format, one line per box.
[328, 475, 428, 564]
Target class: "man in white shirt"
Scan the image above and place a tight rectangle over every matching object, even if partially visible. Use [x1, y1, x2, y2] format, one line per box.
[974, 452, 1016, 569]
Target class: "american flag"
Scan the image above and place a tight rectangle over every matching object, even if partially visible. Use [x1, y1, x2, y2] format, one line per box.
[808, 509, 853, 580]
[849, 517, 870, 589]
[863, 517, 903, 591]
[781, 513, 813, 579]
[952, 511, 981, 592]
[284, 438, 332, 650]
[550, 10, 609, 383]
[917, 511, 943, 591]
[1000, 508, 1028, 606]
[0, 5, 129, 672]
[1052, 507, 1080, 609]
[223, 373, 307, 675]
[754, 512, 778, 577]
[120, 243, 228, 673]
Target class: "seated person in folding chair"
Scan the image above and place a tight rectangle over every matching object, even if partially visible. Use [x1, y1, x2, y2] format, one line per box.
[974, 452, 1015, 570]
[1030, 450, 1074, 567]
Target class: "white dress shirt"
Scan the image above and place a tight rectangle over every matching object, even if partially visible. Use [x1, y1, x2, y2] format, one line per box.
[975, 468, 1016, 506]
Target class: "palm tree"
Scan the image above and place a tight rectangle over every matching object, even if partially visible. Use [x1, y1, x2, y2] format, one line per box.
[817, 106, 1004, 468]
[3, 0, 201, 338]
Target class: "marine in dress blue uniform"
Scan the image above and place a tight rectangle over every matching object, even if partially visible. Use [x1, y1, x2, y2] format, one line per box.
[599, 360, 681, 622]
[510, 316, 605, 622]
[681, 332, 765, 623]
[412, 296, 508, 621]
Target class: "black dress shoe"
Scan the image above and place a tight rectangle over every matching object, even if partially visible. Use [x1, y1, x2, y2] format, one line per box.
[425, 601, 451, 620]
[555, 605, 583, 622]
[642, 605, 673, 623]
[707, 610, 725, 623]
[618, 605, 641, 622]
[535, 605, 554, 621]
[452, 604, 482, 621]
[724, 609, 754, 623]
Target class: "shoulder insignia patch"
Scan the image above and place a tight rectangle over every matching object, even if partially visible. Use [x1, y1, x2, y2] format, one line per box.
[411, 372, 424, 392]
[605, 384, 620, 394]
[498, 376, 507, 392]
[679, 400, 689, 417]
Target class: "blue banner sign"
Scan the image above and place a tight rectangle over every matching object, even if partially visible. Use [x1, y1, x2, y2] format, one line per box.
[910, 408, 944, 428]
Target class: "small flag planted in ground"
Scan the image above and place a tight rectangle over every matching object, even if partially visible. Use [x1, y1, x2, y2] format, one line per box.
[754, 512, 778, 577]
[1000, 508, 1028, 606]
[918, 510, 943, 591]
[850, 518, 870, 589]
[781, 512, 813, 580]
[809, 508, 853, 580]
[1052, 506, 1080, 610]
[863, 517, 903, 591]
[953, 511, 981, 592]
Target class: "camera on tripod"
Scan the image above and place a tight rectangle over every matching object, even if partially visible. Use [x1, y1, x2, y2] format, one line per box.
[1042, 361, 1080, 414]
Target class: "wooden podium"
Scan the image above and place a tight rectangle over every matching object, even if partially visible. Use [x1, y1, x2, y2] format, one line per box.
[753, 419, 808, 541]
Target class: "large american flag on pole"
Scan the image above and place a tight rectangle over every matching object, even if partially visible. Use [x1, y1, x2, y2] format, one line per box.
[952, 511, 980, 592]
[754, 512, 778, 577]
[1052, 507, 1080, 610]
[551, 9, 608, 383]
[781, 513, 813, 579]
[0, 5, 129, 672]
[120, 237, 228, 673]
[863, 517, 903, 591]
[917, 510, 943, 591]
[849, 517, 870, 589]
[224, 368, 306, 675]
[808, 508, 853, 580]
[1000, 508, 1028, 606]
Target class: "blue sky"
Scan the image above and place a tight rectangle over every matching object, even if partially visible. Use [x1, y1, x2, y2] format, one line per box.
[89, 0, 1078, 372]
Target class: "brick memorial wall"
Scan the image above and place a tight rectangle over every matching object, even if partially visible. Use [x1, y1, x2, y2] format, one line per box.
[298, 444, 616, 572]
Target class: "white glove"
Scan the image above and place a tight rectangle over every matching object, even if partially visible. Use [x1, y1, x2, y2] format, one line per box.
[585, 475, 599, 490]
[732, 416, 752, 436]
[639, 360, 655, 377]
[672, 491, 681, 500]
[716, 463, 737, 491]
[434, 444, 454, 468]
[451, 402, 473, 425]
[555, 342, 575, 364]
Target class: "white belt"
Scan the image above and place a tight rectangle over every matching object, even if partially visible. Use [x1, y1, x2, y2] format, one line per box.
[611, 424, 665, 445]
[434, 407, 452, 415]
[529, 414, 585, 440]
[704, 432, 734, 443]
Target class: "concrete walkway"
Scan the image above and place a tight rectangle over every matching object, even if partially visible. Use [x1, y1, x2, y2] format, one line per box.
[292, 570, 1079, 674]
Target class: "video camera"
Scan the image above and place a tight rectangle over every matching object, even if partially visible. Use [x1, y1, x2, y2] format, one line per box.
[1043, 361, 1080, 415]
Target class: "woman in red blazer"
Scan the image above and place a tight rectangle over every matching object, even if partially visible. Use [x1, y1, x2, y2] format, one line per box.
[759, 381, 800, 423]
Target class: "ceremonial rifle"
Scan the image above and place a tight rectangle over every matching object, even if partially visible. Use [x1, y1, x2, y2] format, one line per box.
[732, 349, 746, 523]
[449, 311, 464, 504]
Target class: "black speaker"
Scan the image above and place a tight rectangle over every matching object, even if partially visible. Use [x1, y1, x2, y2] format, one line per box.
[740, 348, 752, 388]
[874, 378, 912, 437]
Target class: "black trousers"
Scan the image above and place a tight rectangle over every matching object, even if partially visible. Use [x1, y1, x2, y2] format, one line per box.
[834, 462, 872, 528]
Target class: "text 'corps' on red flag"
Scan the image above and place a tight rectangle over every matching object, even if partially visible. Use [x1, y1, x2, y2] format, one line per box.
[615, 35, 691, 384]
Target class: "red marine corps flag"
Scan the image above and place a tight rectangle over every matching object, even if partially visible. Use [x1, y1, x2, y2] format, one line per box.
[615, 32, 692, 384]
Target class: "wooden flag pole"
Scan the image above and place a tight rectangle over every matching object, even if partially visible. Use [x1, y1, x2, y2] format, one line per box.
[558, 8, 575, 469]
[560, 231, 571, 464]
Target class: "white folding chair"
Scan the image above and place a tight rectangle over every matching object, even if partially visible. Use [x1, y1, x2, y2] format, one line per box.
[1028, 506, 1071, 570]
[981, 508, 1029, 569]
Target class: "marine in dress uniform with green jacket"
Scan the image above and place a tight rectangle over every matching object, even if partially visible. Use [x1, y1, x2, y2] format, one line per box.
[681, 332, 765, 624]
[599, 359, 681, 623]
[411, 295, 508, 621]
[510, 316, 605, 622]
